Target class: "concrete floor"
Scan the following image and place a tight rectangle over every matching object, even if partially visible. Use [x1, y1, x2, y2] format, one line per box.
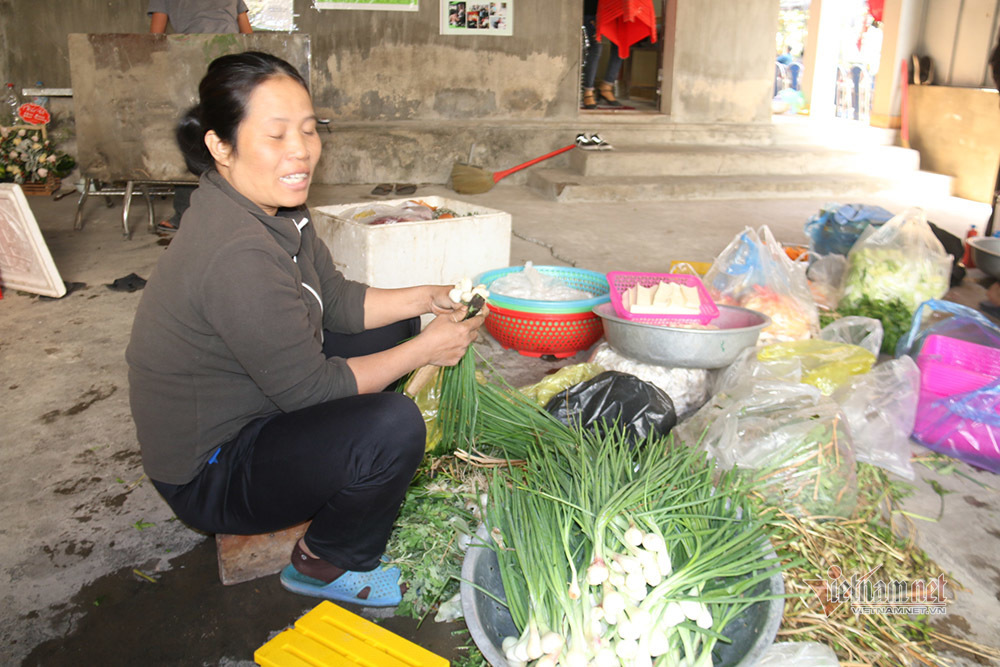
[3, 178, 1000, 666]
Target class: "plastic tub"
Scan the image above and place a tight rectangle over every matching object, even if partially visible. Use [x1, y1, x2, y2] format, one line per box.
[916, 334, 1000, 400]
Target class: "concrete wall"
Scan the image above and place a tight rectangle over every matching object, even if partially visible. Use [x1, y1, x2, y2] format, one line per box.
[1, 0, 783, 183]
[664, 0, 779, 122]
[909, 84, 1000, 202]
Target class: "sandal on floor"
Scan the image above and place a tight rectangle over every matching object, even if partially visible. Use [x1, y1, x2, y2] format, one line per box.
[279, 563, 403, 607]
[371, 183, 393, 196]
[394, 183, 417, 195]
[155, 219, 178, 234]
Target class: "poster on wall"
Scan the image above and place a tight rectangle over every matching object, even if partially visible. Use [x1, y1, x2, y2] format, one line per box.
[247, 0, 297, 31]
[441, 1, 513, 36]
[0, 184, 66, 298]
[315, 0, 418, 10]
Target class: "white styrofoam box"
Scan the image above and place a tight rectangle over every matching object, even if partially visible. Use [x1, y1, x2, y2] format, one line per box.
[313, 196, 512, 289]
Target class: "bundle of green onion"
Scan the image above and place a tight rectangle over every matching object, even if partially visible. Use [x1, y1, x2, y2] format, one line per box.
[482, 425, 789, 667]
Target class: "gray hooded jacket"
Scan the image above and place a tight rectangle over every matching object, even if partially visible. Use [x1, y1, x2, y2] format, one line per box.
[126, 170, 368, 484]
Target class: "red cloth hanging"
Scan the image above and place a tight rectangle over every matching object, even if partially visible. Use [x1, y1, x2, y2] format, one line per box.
[868, 0, 884, 23]
[595, 0, 658, 59]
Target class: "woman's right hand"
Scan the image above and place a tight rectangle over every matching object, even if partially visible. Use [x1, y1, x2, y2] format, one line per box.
[418, 307, 486, 367]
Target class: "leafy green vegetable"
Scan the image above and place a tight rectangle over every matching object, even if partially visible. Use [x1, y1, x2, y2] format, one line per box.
[830, 295, 913, 355]
[840, 246, 949, 313]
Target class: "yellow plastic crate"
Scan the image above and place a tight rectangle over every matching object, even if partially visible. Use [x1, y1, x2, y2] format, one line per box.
[255, 601, 449, 667]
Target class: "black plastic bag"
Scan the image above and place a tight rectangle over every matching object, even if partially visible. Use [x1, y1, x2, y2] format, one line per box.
[543, 370, 677, 444]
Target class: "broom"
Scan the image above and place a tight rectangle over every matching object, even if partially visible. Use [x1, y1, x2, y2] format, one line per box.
[451, 143, 576, 195]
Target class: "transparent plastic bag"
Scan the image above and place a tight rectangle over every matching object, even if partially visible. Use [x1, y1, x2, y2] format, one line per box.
[895, 299, 1000, 359]
[490, 261, 594, 301]
[818, 315, 883, 358]
[806, 253, 848, 311]
[717, 339, 875, 397]
[831, 357, 919, 479]
[759, 641, 841, 667]
[840, 208, 952, 313]
[409, 367, 445, 453]
[589, 342, 711, 418]
[518, 362, 604, 407]
[912, 379, 1000, 474]
[679, 380, 857, 517]
[704, 225, 819, 343]
[338, 200, 435, 225]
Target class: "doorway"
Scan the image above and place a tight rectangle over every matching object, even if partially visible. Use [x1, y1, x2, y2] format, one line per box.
[580, 0, 666, 113]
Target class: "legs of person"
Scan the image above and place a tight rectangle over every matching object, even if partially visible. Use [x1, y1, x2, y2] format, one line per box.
[597, 41, 624, 106]
[581, 15, 601, 108]
[159, 184, 194, 231]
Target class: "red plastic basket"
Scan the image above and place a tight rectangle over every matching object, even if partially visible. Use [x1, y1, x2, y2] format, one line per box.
[484, 304, 605, 358]
[606, 272, 719, 326]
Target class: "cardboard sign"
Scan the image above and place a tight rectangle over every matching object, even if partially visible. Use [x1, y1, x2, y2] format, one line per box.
[18, 103, 50, 125]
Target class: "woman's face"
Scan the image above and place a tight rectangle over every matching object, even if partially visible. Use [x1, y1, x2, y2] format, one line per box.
[211, 75, 321, 216]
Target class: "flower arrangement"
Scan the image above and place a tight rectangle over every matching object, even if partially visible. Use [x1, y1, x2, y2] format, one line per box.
[0, 126, 76, 185]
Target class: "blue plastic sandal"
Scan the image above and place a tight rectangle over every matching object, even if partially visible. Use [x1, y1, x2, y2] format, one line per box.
[279, 563, 403, 607]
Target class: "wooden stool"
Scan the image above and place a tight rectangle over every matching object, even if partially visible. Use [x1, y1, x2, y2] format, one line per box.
[215, 521, 310, 586]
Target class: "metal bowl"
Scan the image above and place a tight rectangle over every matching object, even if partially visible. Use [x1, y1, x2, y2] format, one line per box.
[461, 524, 785, 667]
[969, 236, 1000, 280]
[594, 302, 771, 369]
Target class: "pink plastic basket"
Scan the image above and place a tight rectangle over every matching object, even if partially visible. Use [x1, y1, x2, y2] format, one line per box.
[916, 334, 1000, 400]
[606, 272, 719, 326]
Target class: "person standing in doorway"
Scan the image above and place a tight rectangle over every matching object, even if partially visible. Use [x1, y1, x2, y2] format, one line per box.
[149, 1, 253, 232]
[581, 0, 623, 109]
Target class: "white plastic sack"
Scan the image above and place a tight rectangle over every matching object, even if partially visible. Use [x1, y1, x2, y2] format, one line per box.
[832, 357, 920, 480]
[589, 342, 711, 418]
[758, 642, 841, 667]
[489, 261, 593, 301]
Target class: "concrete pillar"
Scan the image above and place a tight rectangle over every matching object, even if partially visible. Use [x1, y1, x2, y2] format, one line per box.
[663, 0, 779, 123]
[800, 0, 850, 119]
[870, 0, 924, 128]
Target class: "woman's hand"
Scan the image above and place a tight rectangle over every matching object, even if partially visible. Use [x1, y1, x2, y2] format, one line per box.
[428, 284, 459, 315]
[418, 306, 487, 367]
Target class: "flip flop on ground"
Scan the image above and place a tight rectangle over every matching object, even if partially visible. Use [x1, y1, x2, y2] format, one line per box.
[279, 563, 404, 607]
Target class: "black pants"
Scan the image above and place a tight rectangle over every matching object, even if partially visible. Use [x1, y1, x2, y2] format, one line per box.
[153, 318, 424, 572]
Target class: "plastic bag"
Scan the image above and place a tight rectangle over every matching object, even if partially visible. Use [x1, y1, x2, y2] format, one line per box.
[678, 380, 857, 517]
[589, 342, 711, 418]
[804, 203, 894, 257]
[818, 315, 883, 358]
[543, 370, 677, 444]
[490, 261, 594, 301]
[519, 362, 605, 407]
[338, 201, 435, 225]
[806, 253, 847, 310]
[704, 225, 819, 343]
[896, 299, 1000, 359]
[409, 367, 445, 453]
[758, 641, 841, 666]
[717, 339, 876, 396]
[831, 357, 919, 479]
[840, 208, 952, 314]
[912, 379, 1000, 474]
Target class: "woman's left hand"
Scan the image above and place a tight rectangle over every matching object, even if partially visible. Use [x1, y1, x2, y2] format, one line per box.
[429, 284, 459, 315]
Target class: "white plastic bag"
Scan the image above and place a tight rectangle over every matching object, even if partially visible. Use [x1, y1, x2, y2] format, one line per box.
[679, 380, 858, 517]
[831, 357, 919, 480]
[589, 342, 711, 418]
[704, 225, 819, 343]
[758, 642, 841, 666]
[840, 207, 952, 313]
